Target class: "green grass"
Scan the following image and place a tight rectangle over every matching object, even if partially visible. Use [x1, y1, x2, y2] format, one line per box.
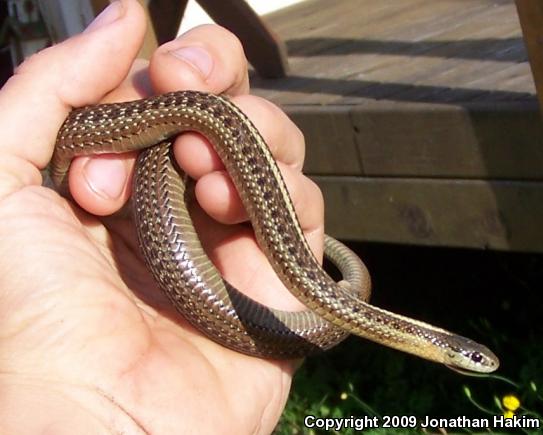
[275, 244, 543, 434]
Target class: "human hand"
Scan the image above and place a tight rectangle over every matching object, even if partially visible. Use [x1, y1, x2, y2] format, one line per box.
[0, 1, 326, 433]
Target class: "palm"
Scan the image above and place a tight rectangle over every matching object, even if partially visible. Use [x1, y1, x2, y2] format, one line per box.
[0, 10, 314, 430]
[1, 185, 294, 433]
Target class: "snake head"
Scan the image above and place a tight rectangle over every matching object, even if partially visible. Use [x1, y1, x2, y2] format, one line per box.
[443, 336, 500, 374]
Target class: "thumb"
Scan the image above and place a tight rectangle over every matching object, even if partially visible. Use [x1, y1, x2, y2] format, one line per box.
[0, 0, 146, 200]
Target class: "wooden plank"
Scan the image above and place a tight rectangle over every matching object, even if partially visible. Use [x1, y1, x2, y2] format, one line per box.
[197, 0, 288, 78]
[336, 8, 525, 104]
[289, 107, 362, 175]
[90, 0, 109, 13]
[515, 0, 543, 113]
[91, 0, 157, 58]
[252, 0, 535, 106]
[258, 0, 497, 104]
[287, 101, 543, 179]
[314, 176, 543, 252]
[148, 0, 188, 45]
[136, 0, 159, 59]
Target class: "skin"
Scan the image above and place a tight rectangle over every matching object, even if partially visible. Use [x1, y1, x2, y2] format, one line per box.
[0, 1, 326, 433]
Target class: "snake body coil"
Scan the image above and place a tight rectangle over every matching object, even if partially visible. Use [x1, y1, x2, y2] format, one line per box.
[52, 91, 499, 372]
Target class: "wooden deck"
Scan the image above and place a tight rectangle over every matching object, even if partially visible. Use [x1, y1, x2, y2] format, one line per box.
[250, 0, 543, 252]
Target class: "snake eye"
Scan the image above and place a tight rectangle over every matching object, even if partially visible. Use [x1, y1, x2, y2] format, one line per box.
[470, 352, 483, 363]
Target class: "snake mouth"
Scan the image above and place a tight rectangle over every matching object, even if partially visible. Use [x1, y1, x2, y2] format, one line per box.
[446, 365, 490, 376]
[445, 357, 500, 375]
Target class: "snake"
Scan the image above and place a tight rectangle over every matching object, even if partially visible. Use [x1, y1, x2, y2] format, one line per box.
[50, 90, 499, 373]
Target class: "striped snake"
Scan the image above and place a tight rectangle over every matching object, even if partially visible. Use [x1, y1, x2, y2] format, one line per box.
[51, 91, 499, 373]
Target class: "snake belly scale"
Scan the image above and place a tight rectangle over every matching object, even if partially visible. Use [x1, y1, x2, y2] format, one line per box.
[51, 90, 499, 372]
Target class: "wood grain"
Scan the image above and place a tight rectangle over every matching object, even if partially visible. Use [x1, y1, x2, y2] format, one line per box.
[515, 0, 543, 113]
[315, 176, 543, 252]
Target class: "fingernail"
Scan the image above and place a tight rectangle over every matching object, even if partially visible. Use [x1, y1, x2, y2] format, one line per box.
[83, 157, 127, 199]
[84, 1, 123, 33]
[170, 46, 213, 79]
